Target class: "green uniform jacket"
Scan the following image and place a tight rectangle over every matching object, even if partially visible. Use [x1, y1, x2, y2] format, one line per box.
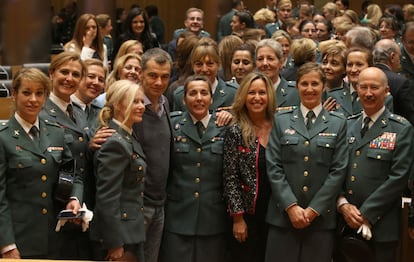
[0, 116, 79, 257]
[90, 120, 147, 249]
[173, 78, 237, 112]
[165, 111, 227, 235]
[40, 99, 87, 204]
[266, 107, 348, 230]
[276, 77, 300, 108]
[324, 83, 394, 118]
[345, 110, 414, 242]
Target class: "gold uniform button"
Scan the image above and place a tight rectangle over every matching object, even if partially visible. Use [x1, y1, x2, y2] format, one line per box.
[356, 151, 361, 156]
[303, 171, 309, 177]
[325, 144, 330, 147]
[41, 159, 47, 165]
[376, 155, 381, 159]
[42, 208, 47, 215]
[352, 163, 357, 169]
[195, 177, 200, 183]
[196, 148, 202, 152]
[18, 163, 23, 168]
[196, 163, 201, 167]
[140, 192, 144, 197]
[194, 192, 199, 198]
[41, 175, 47, 181]
[138, 166, 143, 171]
[377, 216, 381, 220]
[141, 207, 144, 211]
[41, 192, 47, 198]
[304, 156, 309, 162]
[303, 186, 308, 192]
[348, 189, 353, 195]
[304, 141, 309, 146]
[79, 152, 84, 158]
[351, 176, 356, 182]
[79, 137, 84, 142]
[122, 213, 128, 219]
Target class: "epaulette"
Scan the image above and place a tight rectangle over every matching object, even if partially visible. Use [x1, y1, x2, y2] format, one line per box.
[170, 111, 183, 118]
[329, 110, 346, 119]
[287, 81, 296, 87]
[227, 77, 238, 85]
[347, 112, 362, 120]
[43, 118, 61, 127]
[0, 120, 9, 131]
[199, 30, 211, 37]
[225, 81, 238, 89]
[173, 86, 184, 95]
[276, 106, 296, 113]
[389, 113, 409, 124]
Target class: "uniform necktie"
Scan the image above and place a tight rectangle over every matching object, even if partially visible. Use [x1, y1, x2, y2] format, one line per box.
[306, 111, 315, 130]
[67, 104, 76, 123]
[360, 117, 371, 138]
[196, 121, 204, 138]
[351, 91, 358, 102]
[29, 126, 39, 144]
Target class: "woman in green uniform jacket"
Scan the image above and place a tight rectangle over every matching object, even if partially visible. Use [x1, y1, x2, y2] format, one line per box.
[161, 75, 228, 262]
[90, 80, 146, 261]
[0, 68, 82, 259]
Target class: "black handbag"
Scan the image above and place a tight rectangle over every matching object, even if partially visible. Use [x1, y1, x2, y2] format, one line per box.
[339, 225, 375, 262]
[55, 159, 76, 203]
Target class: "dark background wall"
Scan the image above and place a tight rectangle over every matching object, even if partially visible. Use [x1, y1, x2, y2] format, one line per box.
[0, 0, 412, 65]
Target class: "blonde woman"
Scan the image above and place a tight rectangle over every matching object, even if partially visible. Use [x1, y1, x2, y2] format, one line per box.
[91, 80, 146, 261]
[112, 40, 144, 65]
[223, 72, 276, 262]
[95, 53, 141, 107]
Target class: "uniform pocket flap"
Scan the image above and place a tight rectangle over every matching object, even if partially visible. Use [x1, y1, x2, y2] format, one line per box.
[9, 157, 33, 168]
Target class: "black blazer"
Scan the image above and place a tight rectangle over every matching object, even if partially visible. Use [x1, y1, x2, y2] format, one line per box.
[375, 63, 414, 126]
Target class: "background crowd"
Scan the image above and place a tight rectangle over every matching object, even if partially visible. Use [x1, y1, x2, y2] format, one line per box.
[1, 0, 414, 261]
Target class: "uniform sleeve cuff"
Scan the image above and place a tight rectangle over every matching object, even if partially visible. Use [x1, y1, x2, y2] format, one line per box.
[1, 243, 17, 254]
[337, 195, 349, 211]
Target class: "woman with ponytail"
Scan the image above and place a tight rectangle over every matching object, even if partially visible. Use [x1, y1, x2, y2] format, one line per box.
[90, 80, 147, 261]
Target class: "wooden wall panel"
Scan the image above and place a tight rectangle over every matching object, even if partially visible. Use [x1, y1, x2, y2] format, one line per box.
[49, 0, 414, 44]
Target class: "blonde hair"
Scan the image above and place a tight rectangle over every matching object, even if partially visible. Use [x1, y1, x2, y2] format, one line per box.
[99, 79, 142, 128]
[365, 4, 383, 27]
[106, 53, 141, 88]
[290, 38, 316, 66]
[12, 67, 51, 97]
[113, 40, 143, 64]
[254, 8, 275, 27]
[322, 2, 340, 18]
[403, 4, 414, 22]
[49, 51, 86, 78]
[231, 72, 275, 146]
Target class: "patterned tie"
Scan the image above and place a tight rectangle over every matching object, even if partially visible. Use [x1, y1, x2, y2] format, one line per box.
[67, 104, 76, 123]
[29, 126, 39, 144]
[360, 117, 371, 138]
[196, 121, 204, 138]
[306, 111, 315, 130]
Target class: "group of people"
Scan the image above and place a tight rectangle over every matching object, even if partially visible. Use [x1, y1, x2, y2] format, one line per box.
[1, 0, 414, 262]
